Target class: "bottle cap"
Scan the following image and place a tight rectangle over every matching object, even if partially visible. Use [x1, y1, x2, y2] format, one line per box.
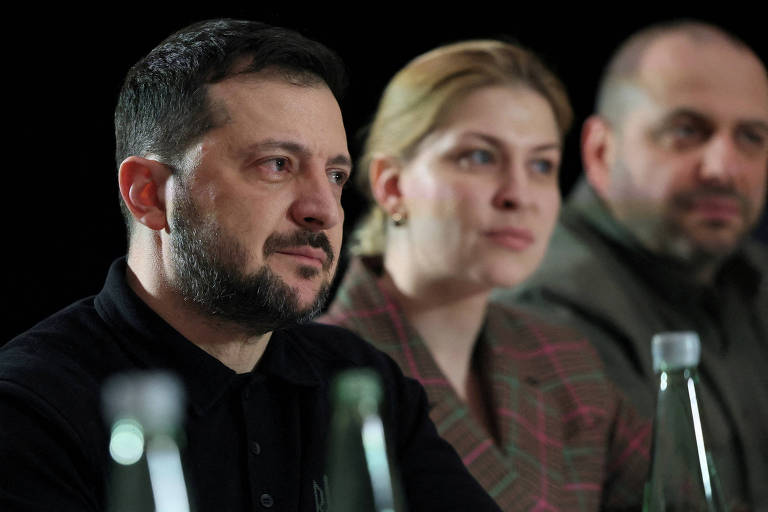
[332, 368, 383, 416]
[651, 331, 701, 372]
[102, 371, 185, 434]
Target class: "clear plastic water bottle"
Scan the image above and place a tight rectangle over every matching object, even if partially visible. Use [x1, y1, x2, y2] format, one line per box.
[642, 332, 726, 512]
[102, 371, 192, 512]
[326, 368, 405, 512]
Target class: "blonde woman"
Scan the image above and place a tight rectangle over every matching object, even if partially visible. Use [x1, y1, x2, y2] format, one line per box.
[320, 40, 650, 510]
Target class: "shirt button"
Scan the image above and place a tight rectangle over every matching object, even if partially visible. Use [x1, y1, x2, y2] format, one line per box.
[260, 493, 274, 508]
[250, 441, 262, 456]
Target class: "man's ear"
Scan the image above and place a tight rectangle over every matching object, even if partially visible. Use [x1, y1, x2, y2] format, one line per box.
[369, 156, 404, 215]
[118, 156, 172, 231]
[581, 115, 616, 198]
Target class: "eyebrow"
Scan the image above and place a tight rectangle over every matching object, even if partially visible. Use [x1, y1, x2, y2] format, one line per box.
[328, 154, 353, 168]
[465, 132, 561, 152]
[658, 108, 710, 125]
[743, 120, 768, 134]
[530, 143, 562, 152]
[661, 108, 768, 133]
[244, 139, 352, 168]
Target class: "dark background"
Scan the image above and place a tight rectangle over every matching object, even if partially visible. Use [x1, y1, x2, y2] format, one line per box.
[5, 6, 767, 343]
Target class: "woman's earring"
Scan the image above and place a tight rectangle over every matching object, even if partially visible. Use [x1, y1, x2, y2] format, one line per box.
[391, 211, 407, 227]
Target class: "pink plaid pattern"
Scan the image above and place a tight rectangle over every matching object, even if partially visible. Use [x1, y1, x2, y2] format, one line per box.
[319, 258, 650, 511]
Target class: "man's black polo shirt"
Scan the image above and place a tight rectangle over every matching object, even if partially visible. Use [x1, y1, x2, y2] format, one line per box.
[0, 258, 499, 511]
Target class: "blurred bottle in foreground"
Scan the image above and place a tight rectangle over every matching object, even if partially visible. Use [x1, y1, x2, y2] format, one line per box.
[643, 332, 726, 512]
[102, 371, 192, 512]
[326, 368, 406, 512]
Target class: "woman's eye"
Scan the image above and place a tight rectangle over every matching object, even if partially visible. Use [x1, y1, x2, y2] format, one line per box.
[458, 149, 495, 167]
[530, 159, 555, 175]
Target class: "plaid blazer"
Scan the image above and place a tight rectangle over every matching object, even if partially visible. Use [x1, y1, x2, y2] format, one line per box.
[319, 257, 650, 511]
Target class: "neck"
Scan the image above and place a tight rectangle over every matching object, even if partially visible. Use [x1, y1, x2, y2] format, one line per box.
[382, 254, 490, 400]
[126, 249, 271, 374]
[656, 243, 726, 287]
[692, 260, 720, 286]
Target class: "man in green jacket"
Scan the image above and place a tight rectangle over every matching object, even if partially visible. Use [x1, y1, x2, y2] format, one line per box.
[497, 20, 768, 511]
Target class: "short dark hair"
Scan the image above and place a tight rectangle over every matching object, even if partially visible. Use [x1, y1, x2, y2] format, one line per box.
[114, 18, 347, 232]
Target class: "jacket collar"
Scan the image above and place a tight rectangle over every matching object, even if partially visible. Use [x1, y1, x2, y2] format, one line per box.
[566, 180, 764, 305]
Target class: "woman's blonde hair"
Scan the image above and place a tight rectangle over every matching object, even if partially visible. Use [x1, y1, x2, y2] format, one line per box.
[351, 39, 573, 255]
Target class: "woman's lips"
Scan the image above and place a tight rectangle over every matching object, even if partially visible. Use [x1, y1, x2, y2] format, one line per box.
[485, 228, 535, 250]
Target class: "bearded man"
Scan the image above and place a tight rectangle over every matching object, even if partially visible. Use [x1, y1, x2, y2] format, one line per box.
[499, 20, 768, 511]
[0, 19, 500, 512]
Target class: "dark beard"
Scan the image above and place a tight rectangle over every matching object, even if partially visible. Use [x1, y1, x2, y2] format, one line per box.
[169, 184, 332, 336]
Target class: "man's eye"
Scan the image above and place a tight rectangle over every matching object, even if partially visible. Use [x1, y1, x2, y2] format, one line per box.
[672, 123, 700, 139]
[655, 120, 710, 150]
[662, 120, 711, 149]
[255, 157, 291, 179]
[266, 157, 289, 171]
[328, 170, 349, 186]
[737, 127, 768, 149]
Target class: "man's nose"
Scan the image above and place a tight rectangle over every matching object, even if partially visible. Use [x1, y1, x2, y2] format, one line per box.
[699, 132, 743, 185]
[289, 166, 342, 231]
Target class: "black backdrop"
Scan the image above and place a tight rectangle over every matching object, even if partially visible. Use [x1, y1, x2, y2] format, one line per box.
[5, 6, 766, 343]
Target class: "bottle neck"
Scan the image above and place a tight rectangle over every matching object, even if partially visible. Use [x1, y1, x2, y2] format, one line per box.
[657, 366, 698, 389]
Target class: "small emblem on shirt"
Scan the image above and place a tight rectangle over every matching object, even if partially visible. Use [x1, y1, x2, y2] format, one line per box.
[313, 474, 330, 512]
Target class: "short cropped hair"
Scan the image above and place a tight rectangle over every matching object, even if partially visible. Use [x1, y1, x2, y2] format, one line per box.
[353, 39, 572, 255]
[595, 20, 758, 125]
[114, 18, 347, 233]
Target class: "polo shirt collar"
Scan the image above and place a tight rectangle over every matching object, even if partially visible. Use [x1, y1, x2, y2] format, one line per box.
[256, 328, 323, 388]
[94, 258, 321, 416]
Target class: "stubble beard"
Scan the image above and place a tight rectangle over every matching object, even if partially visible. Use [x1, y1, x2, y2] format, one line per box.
[664, 187, 755, 265]
[609, 158, 757, 269]
[168, 183, 332, 336]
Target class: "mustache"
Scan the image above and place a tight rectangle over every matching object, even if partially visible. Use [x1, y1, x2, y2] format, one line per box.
[262, 230, 335, 271]
[673, 185, 750, 213]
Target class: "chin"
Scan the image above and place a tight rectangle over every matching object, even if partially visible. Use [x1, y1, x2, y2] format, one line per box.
[294, 280, 332, 309]
[691, 227, 747, 257]
[485, 267, 535, 290]
[663, 235, 738, 265]
[694, 240, 742, 261]
[495, 252, 543, 285]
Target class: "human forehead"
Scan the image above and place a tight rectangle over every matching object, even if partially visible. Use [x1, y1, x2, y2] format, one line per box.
[634, 35, 768, 122]
[205, 73, 349, 153]
[431, 85, 560, 145]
